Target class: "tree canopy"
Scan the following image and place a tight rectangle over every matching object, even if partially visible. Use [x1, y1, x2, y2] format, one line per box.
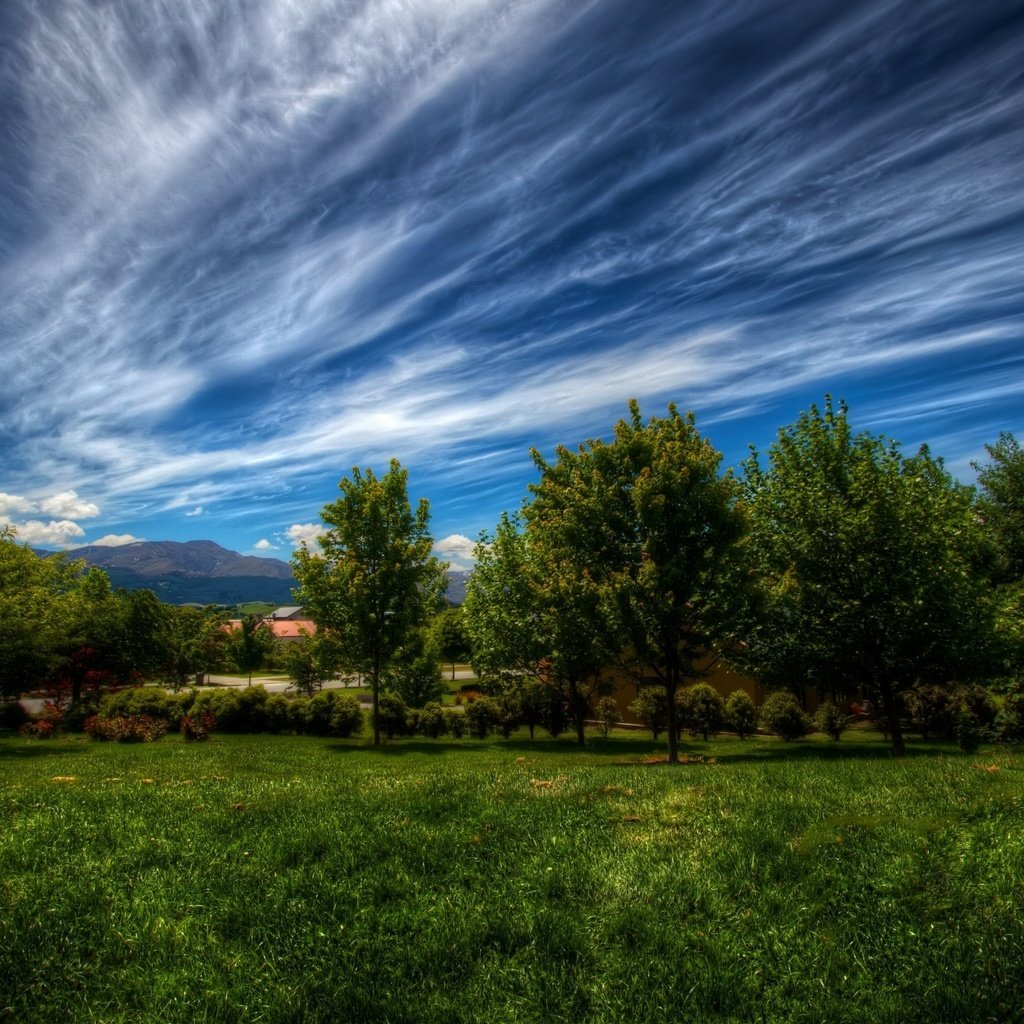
[291, 460, 447, 744]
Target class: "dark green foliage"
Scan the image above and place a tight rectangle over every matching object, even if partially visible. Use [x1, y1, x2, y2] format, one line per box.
[416, 701, 447, 739]
[385, 630, 446, 708]
[264, 693, 293, 733]
[0, 700, 30, 733]
[100, 686, 193, 724]
[973, 432, 1024, 583]
[520, 681, 549, 739]
[678, 683, 724, 740]
[628, 688, 668, 740]
[996, 681, 1024, 742]
[724, 689, 757, 739]
[465, 696, 499, 739]
[377, 691, 410, 739]
[494, 693, 522, 738]
[953, 684, 998, 733]
[304, 690, 364, 738]
[444, 707, 466, 738]
[813, 701, 849, 741]
[594, 696, 621, 737]
[759, 691, 812, 741]
[905, 683, 953, 740]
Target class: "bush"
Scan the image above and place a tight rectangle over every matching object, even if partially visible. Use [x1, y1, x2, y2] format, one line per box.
[444, 707, 466, 739]
[594, 696, 621, 738]
[100, 687, 180, 723]
[724, 690, 757, 739]
[180, 711, 215, 742]
[289, 696, 310, 734]
[814, 701, 849, 741]
[305, 691, 338, 736]
[377, 691, 410, 739]
[905, 684, 953, 739]
[629, 688, 668, 740]
[19, 701, 63, 739]
[0, 700, 30, 733]
[955, 701, 983, 753]
[329, 693, 364, 738]
[416, 702, 447, 739]
[996, 680, 1024, 742]
[679, 684, 724, 740]
[265, 694, 293, 733]
[539, 689, 569, 739]
[952, 684, 998, 734]
[759, 691, 811, 741]
[520, 683, 548, 739]
[465, 696, 499, 739]
[85, 714, 169, 743]
[494, 694, 522, 739]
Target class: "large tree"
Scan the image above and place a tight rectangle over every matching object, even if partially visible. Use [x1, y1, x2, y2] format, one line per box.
[462, 512, 616, 746]
[525, 401, 746, 762]
[292, 460, 447, 745]
[973, 431, 1024, 584]
[739, 398, 992, 755]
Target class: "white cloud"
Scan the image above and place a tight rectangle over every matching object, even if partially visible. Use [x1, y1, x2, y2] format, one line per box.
[40, 490, 100, 519]
[254, 538, 279, 551]
[185, 505, 204, 517]
[13, 519, 86, 547]
[434, 533, 477, 567]
[0, 493, 36, 516]
[285, 523, 328, 548]
[90, 534, 145, 547]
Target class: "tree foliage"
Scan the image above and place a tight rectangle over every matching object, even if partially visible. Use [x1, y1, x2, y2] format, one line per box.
[292, 460, 447, 744]
[739, 398, 993, 755]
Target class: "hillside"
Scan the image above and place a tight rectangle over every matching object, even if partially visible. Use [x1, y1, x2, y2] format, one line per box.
[56, 540, 469, 606]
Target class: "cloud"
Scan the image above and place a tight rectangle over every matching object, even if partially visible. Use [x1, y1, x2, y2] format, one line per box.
[254, 538, 279, 551]
[11, 520, 86, 547]
[90, 534, 145, 547]
[0, 493, 36, 516]
[39, 491, 100, 519]
[185, 506, 204, 517]
[434, 533, 477, 568]
[285, 523, 328, 548]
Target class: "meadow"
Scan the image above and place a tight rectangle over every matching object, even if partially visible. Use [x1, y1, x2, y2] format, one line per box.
[1, 731, 1022, 1023]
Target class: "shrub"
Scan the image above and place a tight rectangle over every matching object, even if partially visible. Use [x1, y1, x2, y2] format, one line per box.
[520, 683, 548, 739]
[444, 707, 467, 738]
[952, 684, 998, 734]
[629, 688, 668, 740]
[814, 701, 849, 741]
[180, 711, 215, 742]
[329, 693, 364, 738]
[305, 691, 338, 736]
[0, 700, 31, 733]
[19, 701, 63, 739]
[101, 687, 177, 722]
[289, 696, 310, 734]
[494, 694, 522, 739]
[377, 691, 410, 739]
[539, 688, 569, 739]
[679, 684, 724, 740]
[724, 690, 757, 739]
[85, 714, 169, 743]
[594, 696, 621, 738]
[265, 694, 293, 733]
[465, 696, 499, 739]
[759, 691, 811, 741]
[955, 701, 983, 753]
[905, 684, 953, 739]
[417, 701, 447, 739]
[996, 680, 1024, 742]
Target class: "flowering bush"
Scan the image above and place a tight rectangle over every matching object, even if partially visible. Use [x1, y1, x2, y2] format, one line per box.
[19, 701, 64, 739]
[179, 711, 216, 742]
[84, 714, 168, 743]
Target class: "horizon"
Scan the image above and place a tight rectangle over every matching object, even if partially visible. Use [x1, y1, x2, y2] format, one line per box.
[2, 0, 1022, 571]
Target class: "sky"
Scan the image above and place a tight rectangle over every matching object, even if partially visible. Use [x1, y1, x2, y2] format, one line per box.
[1, 0, 1022, 570]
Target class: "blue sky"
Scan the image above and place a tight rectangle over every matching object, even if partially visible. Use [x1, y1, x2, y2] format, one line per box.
[1, 0, 1022, 569]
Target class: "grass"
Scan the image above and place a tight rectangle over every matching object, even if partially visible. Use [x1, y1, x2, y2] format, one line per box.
[1, 730, 1022, 1023]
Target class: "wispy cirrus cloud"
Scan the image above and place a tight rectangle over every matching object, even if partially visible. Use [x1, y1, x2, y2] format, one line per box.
[1, 0, 1021, 551]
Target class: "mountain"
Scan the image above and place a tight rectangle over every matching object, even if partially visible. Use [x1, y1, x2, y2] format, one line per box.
[61, 540, 297, 605]
[57, 540, 470, 606]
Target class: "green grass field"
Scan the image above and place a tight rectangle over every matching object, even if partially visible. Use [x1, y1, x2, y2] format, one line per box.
[1, 731, 1022, 1023]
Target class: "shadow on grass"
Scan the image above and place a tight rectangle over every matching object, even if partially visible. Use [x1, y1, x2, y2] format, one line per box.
[0, 741, 89, 759]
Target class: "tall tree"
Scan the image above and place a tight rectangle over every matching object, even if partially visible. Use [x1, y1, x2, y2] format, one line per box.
[973, 432, 1024, 583]
[225, 615, 276, 686]
[463, 512, 616, 746]
[525, 401, 745, 762]
[292, 460, 447, 745]
[431, 606, 470, 681]
[740, 397, 992, 755]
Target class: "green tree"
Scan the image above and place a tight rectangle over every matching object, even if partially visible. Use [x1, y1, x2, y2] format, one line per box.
[225, 615, 276, 686]
[161, 605, 228, 689]
[973, 432, 1024, 583]
[462, 512, 615, 745]
[281, 629, 342, 697]
[740, 398, 993, 755]
[526, 401, 746, 763]
[431, 607, 470, 681]
[385, 627, 445, 708]
[292, 460, 447, 745]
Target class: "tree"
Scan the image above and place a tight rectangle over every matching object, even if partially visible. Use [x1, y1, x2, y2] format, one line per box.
[739, 398, 993, 755]
[160, 605, 228, 689]
[462, 511, 615, 745]
[431, 607, 470, 681]
[292, 460, 447, 745]
[973, 432, 1024, 583]
[526, 401, 746, 763]
[385, 627, 446, 708]
[225, 615, 276, 686]
[281, 629, 342, 697]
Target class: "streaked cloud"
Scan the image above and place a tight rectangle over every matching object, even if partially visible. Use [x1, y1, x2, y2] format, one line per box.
[1, 0, 1021, 552]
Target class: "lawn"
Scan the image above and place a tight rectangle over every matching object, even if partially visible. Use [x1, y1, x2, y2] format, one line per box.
[1, 731, 1022, 1023]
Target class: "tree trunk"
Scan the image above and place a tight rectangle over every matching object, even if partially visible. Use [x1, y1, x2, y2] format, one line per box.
[879, 681, 906, 757]
[665, 680, 680, 764]
[371, 656, 381, 745]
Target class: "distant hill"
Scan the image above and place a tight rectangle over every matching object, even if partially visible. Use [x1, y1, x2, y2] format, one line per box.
[53, 540, 470, 606]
